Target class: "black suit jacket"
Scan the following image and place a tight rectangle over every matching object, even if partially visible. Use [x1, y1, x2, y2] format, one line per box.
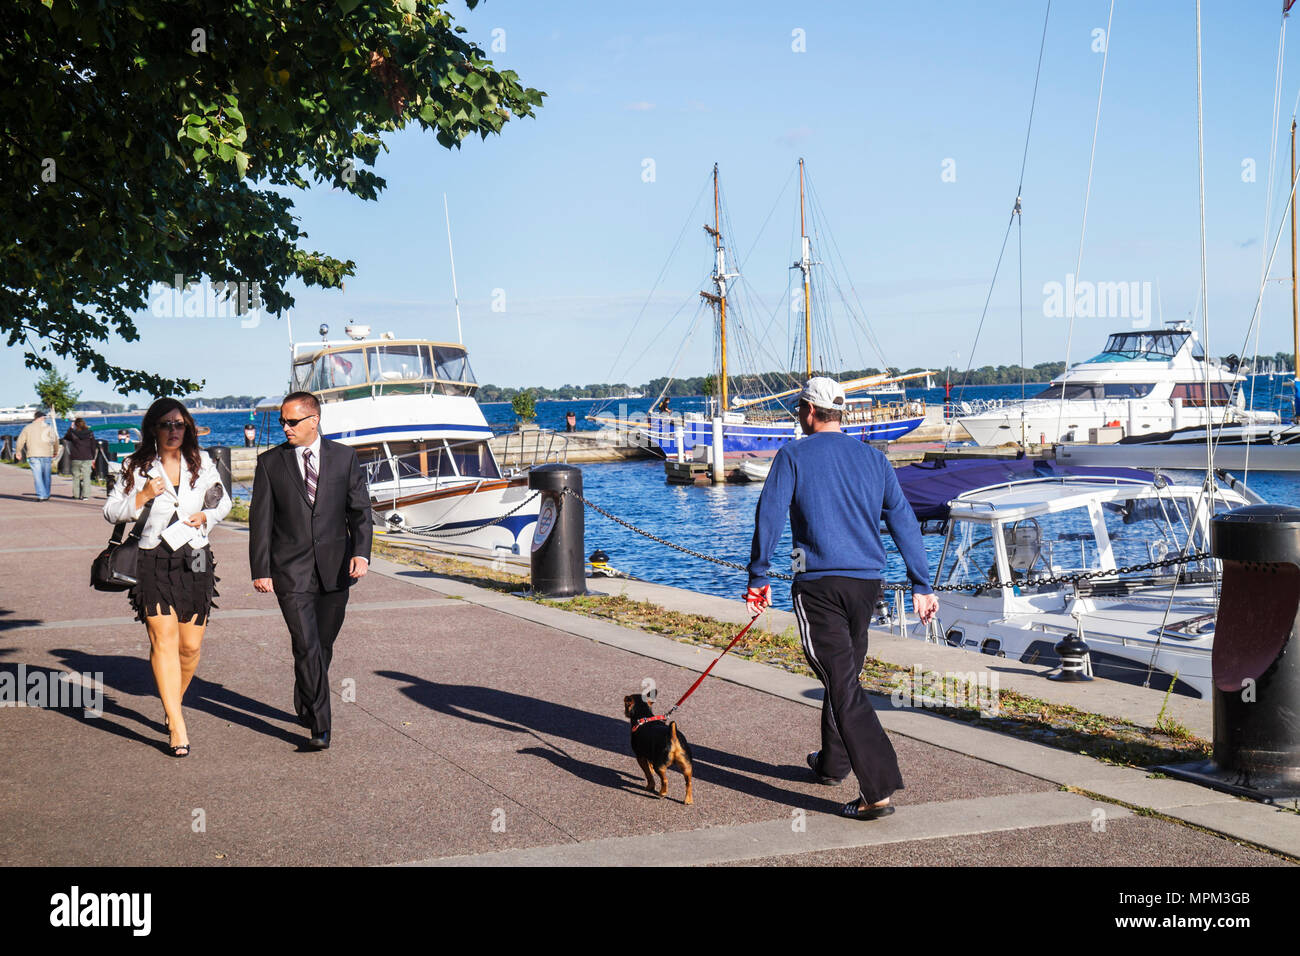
[249, 438, 374, 593]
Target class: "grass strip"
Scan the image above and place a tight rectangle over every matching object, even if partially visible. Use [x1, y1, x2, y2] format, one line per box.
[375, 542, 1212, 769]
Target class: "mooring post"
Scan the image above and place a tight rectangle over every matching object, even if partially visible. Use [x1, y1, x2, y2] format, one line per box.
[527, 463, 587, 598]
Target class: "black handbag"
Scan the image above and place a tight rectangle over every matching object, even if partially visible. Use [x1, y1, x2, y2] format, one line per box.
[90, 498, 156, 592]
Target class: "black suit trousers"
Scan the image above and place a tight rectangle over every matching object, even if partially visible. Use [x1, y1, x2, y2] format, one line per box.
[276, 573, 349, 736]
[792, 576, 904, 803]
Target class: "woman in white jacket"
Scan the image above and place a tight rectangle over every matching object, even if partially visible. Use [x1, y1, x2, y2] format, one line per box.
[104, 399, 232, 756]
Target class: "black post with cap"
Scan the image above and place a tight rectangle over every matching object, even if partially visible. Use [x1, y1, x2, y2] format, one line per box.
[1157, 504, 1300, 802]
[528, 463, 586, 598]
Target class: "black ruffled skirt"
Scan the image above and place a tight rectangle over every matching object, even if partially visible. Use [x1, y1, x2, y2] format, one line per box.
[129, 545, 219, 626]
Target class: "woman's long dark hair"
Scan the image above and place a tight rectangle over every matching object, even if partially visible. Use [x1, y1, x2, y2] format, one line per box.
[121, 398, 203, 491]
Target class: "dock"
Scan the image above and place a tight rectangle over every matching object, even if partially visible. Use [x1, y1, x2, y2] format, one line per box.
[2, 459, 1296, 868]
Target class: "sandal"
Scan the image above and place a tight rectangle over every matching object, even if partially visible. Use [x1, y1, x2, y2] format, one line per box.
[169, 742, 190, 758]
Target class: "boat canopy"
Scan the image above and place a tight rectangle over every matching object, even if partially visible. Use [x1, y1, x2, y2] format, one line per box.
[291, 340, 477, 402]
[895, 458, 1154, 522]
[1084, 330, 1200, 364]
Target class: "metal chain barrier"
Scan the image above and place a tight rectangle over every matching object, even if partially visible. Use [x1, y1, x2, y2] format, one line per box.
[384, 491, 541, 539]
[561, 487, 794, 580]
[562, 486, 1212, 592]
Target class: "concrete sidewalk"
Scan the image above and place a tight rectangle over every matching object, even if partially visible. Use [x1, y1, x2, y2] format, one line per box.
[0, 462, 1294, 866]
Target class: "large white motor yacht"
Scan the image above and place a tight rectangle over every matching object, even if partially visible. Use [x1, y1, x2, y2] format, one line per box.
[955, 323, 1279, 446]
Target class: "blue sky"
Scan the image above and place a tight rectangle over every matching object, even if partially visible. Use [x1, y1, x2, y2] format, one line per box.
[11, 0, 1300, 404]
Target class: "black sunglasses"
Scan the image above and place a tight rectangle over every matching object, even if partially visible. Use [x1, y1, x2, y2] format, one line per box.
[279, 414, 318, 428]
[157, 420, 187, 431]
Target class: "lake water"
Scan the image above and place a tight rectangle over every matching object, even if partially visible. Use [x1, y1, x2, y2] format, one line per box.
[19, 381, 1296, 611]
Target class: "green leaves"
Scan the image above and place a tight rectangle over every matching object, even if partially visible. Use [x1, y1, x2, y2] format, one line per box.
[5, 0, 546, 396]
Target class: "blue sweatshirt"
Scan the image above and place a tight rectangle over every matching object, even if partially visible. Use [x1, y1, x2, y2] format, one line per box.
[747, 430, 933, 593]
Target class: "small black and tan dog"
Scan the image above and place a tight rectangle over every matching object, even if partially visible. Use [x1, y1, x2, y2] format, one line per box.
[623, 693, 694, 804]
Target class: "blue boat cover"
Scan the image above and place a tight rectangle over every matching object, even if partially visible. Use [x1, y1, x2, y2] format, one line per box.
[895, 457, 1155, 522]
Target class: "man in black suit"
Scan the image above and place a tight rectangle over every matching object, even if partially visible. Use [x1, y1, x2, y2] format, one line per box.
[250, 391, 373, 750]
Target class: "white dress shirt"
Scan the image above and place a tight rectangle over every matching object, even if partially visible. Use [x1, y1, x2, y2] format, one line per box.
[294, 435, 323, 485]
[104, 453, 233, 550]
[288, 436, 367, 566]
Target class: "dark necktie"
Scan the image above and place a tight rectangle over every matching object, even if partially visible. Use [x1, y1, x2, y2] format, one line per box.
[303, 448, 317, 506]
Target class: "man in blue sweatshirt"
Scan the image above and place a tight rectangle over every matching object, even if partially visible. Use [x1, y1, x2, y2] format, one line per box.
[746, 377, 937, 820]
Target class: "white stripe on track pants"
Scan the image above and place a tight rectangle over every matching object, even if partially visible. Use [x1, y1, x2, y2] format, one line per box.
[793, 575, 903, 803]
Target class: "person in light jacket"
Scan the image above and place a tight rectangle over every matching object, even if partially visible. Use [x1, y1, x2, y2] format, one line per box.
[104, 398, 232, 757]
[15, 411, 58, 500]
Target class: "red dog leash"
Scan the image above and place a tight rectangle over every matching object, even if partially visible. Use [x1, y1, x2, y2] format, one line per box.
[664, 610, 764, 718]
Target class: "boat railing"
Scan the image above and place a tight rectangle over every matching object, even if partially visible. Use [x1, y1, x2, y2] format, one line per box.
[843, 399, 926, 424]
[492, 426, 570, 473]
[361, 435, 510, 507]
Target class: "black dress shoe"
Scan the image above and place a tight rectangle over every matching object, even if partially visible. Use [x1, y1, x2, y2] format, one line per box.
[807, 751, 846, 786]
[839, 798, 895, 821]
[306, 730, 330, 750]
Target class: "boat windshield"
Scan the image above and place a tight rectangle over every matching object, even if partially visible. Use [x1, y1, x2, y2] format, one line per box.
[1033, 382, 1157, 400]
[937, 491, 1222, 588]
[1085, 331, 1194, 363]
[292, 343, 478, 400]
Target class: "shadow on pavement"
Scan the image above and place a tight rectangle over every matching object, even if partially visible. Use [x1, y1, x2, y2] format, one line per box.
[377, 670, 843, 813]
[48, 648, 303, 746]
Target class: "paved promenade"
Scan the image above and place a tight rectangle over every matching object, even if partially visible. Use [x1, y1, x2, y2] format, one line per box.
[0, 462, 1295, 867]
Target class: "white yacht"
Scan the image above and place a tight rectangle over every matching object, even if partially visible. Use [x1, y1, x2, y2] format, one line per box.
[955, 323, 1280, 446]
[276, 325, 545, 556]
[920, 473, 1252, 699]
[0, 404, 38, 424]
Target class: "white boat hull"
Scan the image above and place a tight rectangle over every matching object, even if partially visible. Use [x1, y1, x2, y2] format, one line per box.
[372, 475, 540, 555]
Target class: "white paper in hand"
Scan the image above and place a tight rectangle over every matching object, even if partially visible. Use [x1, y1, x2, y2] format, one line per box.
[161, 518, 199, 551]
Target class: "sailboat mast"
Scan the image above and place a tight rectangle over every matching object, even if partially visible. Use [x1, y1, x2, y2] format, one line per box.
[1291, 120, 1297, 396]
[444, 193, 463, 345]
[700, 164, 729, 416]
[799, 158, 813, 379]
[716, 167, 727, 415]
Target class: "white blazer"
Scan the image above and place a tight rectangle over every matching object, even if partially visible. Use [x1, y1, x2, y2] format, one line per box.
[104, 452, 233, 550]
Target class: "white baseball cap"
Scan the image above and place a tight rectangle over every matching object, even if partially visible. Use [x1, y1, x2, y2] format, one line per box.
[799, 377, 846, 411]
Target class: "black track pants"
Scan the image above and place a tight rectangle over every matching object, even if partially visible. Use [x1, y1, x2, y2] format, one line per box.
[792, 576, 903, 803]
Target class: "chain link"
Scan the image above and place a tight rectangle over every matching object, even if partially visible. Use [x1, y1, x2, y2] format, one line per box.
[562, 486, 1212, 593]
[386, 491, 541, 539]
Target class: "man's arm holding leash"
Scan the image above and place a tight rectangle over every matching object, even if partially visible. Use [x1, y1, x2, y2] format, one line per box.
[745, 451, 794, 614]
[880, 459, 937, 624]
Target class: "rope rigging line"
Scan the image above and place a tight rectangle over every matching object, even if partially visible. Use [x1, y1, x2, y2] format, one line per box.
[957, 0, 1051, 402]
[1055, 0, 1115, 441]
[592, 171, 713, 414]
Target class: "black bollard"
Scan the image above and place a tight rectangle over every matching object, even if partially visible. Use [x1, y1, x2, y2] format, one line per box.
[57, 440, 72, 475]
[207, 445, 233, 497]
[1, 434, 13, 461]
[1157, 504, 1300, 801]
[528, 463, 586, 598]
[92, 440, 110, 480]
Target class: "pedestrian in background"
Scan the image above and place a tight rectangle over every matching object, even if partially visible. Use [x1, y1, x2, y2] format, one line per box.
[15, 411, 58, 501]
[63, 417, 97, 500]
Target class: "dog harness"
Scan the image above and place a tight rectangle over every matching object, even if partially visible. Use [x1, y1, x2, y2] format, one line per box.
[632, 715, 668, 733]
